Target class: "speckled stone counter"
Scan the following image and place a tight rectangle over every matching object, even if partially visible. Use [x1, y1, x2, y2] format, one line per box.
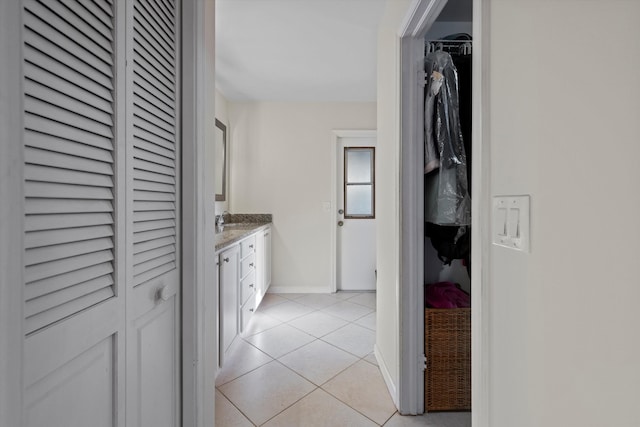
[214, 214, 272, 252]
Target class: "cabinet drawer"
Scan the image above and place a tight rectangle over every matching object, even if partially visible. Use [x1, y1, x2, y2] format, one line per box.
[240, 270, 256, 305]
[241, 252, 256, 278]
[241, 297, 256, 333]
[240, 236, 256, 258]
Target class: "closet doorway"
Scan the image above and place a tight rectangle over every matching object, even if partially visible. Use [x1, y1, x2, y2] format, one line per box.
[398, 0, 490, 423]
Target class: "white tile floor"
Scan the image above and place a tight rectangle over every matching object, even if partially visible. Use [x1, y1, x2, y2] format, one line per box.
[215, 292, 471, 427]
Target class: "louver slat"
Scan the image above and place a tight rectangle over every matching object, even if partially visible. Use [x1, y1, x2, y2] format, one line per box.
[25, 116, 114, 152]
[59, 0, 114, 40]
[133, 3, 175, 62]
[131, 0, 178, 288]
[25, 262, 114, 301]
[25, 146, 113, 175]
[24, 3, 113, 76]
[133, 235, 175, 254]
[133, 124, 175, 152]
[133, 169, 175, 185]
[23, 0, 116, 335]
[24, 28, 113, 91]
[138, 0, 175, 42]
[133, 93, 175, 131]
[133, 51, 174, 98]
[26, 225, 114, 249]
[37, 0, 113, 54]
[25, 64, 112, 114]
[25, 287, 114, 334]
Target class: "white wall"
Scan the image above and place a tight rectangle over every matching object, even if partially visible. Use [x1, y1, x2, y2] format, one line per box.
[487, 1, 640, 426]
[375, 0, 412, 402]
[213, 89, 230, 215]
[227, 102, 376, 292]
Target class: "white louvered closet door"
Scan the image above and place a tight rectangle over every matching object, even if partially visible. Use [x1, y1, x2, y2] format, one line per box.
[22, 0, 126, 426]
[22, 0, 182, 426]
[126, 0, 181, 426]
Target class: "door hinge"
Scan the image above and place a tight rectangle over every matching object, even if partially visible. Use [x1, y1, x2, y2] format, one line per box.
[418, 70, 427, 87]
[421, 353, 427, 371]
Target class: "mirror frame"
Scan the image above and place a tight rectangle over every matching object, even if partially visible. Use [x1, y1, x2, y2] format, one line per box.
[214, 118, 227, 201]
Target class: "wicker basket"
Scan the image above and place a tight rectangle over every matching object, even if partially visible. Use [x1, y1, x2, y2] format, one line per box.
[424, 307, 471, 411]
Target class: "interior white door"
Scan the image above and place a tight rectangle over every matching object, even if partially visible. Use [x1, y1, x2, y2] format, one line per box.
[126, 0, 181, 426]
[337, 135, 377, 291]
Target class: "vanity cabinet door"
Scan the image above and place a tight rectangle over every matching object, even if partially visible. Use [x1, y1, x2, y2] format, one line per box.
[264, 227, 272, 291]
[219, 245, 240, 364]
[255, 230, 265, 306]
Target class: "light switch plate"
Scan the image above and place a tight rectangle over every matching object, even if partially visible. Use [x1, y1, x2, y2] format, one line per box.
[492, 195, 530, 252]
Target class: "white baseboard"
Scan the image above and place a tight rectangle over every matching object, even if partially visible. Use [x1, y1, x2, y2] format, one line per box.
[375, 344, 399, 408]
[267, 285, 331, 294]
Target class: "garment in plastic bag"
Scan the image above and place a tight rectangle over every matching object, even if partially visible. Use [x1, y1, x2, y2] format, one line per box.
[424, 51, 471, 226]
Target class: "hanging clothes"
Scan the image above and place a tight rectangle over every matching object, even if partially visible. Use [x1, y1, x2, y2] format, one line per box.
[423, 50, 471, 226]
[452, 53, 472, 195]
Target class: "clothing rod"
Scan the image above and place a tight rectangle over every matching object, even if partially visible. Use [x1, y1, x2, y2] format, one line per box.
[426, 39, 473, 55]
[425, 39, 473, 44]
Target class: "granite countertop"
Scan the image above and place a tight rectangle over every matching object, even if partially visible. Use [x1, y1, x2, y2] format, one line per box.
[214, 214, 272, 252]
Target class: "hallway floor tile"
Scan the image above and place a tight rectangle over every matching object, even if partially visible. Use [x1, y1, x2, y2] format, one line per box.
[215, 291, 471, 427]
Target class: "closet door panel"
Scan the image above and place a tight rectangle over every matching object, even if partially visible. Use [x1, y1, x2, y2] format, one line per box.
[21, 1, 125, 426]
[126, 0, 181, 426]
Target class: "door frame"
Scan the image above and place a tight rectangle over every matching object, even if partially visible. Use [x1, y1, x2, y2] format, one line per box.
[181, 1, 217, 427]
[0, 1, 24, 426]
[330, 130, 377, 293]
[397, 0, 491, 424]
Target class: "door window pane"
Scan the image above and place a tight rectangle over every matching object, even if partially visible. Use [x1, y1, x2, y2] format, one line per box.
[344, 147, 375, 218]
[346, 185, 373, 216]
[346, 149, 372, 183]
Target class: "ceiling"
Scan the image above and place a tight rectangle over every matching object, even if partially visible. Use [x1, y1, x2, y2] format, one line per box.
[215, 0, 386, 102]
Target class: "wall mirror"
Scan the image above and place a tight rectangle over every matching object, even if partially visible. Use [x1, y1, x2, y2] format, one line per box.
[214, 119, 227, 201]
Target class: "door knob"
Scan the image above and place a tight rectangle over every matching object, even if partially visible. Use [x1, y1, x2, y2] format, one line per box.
[158, 285, 171, 301]
[337, 221, 344, 227]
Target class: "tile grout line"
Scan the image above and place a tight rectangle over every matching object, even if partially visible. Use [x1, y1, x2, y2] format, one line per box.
[215, 342, 274, 387]
[215, 387, 259, 426]
[253, 359, 319, 426]
[319, 380, 387, 427]
[275, 308, 388, 423]
[217, 292, 390, 426]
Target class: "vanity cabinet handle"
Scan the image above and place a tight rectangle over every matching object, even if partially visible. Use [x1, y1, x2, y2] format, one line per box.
[249, 284, 254, 288]
[249, 244, 254, 249]
[223, 257, 230, 263]
[249, 262, 254, 267]
[249, 308, 254, 312]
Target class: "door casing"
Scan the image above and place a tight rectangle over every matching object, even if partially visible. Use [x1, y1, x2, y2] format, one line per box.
[0, 2, 25, 427]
